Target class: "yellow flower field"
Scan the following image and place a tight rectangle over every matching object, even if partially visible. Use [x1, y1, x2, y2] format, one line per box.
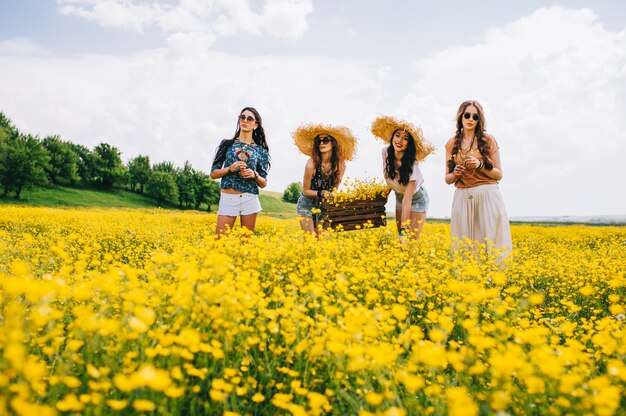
[0, 206, 624, 415]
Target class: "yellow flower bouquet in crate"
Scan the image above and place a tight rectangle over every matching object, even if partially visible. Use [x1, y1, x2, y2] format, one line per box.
[320, 178, 390, 231]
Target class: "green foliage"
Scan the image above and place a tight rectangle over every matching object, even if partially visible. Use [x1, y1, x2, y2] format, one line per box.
[66, 142, 97, 186]
[42, 135, 80, 186]
[176, 161, 196, 208]
[93, 143, 127, 189]
[146, 171, 179, 207]
[0, 132, 50, 198]
[191, 169, 219, 211]
[282, 182, 302, 203]
[127, 155, 151, 193]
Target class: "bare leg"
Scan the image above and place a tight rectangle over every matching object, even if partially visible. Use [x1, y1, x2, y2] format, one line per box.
[216, 215, 237, 238]
[240, 213, 258, 234]
[409, 211, 427, 240]
[395, 210, 404, 233]
[299, 216, 315, 234]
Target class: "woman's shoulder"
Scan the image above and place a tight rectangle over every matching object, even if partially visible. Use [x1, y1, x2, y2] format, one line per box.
[483, 133, 498, 147]
[444, 137, 456, 149]
[254, 143, 269, 155]
[304, 158, 316, 170]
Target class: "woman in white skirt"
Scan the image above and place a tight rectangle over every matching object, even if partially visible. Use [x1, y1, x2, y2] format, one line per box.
[444, 100, 512, 257]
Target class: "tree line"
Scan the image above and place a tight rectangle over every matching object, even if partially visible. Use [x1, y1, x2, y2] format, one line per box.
[0, 111, 220, 209]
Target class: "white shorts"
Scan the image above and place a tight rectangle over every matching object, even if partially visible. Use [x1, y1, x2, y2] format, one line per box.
[217, 192, 262, 216]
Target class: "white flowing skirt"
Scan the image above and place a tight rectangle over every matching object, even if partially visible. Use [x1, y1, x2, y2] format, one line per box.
[451, 184, 512, 257]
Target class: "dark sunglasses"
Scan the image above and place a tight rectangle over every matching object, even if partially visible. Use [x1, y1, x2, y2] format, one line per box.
[317, 137, 332, 144]
[238, 114, 256, 122]
[463, 113, 480, 121]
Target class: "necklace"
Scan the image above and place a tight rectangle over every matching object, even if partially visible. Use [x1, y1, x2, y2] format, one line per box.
[458, 135, 475, 163]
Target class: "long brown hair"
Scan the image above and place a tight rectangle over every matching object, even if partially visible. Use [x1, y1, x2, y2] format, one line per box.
[311, 134, 344, 188]
[384, 129, 417, 185]
[447, 100, 493, 173]
[212, 106, 271, 170]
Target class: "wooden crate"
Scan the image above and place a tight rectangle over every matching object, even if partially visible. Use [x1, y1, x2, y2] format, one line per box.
[320, 196, 388, 231]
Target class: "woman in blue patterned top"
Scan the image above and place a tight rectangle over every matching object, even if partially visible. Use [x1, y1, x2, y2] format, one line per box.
[210, 107, 270, 237]
[292, 123, 357, 234]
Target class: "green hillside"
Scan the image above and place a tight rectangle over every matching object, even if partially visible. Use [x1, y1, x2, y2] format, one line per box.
[0, 186, 296, 214]
[259, 190, 296, 214]
[0, 186, 172, 209]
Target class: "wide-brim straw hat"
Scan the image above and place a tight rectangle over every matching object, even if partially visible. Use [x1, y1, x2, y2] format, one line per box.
[370, 115, 435, 161]
[292, 123, 357, 161]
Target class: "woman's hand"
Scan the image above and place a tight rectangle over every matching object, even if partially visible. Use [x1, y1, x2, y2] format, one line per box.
[452, 164, 466, 179]
[229, 161, 247, 173]
[464, 156, 481, 170]
[239, 167, 256, 179]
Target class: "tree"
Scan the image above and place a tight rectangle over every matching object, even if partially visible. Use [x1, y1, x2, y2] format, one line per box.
[66, 143, 97, 186]
[191, 169, 220, 211]
[176, 161, 196, 208]
[152, 161, 176, 174]
[93, 142, 126, 189]
[42, 135, 80, 186]
[0, 112, 19, 139]
[0, 133, 50, 198]
[282, 182, 302, 203]
[146, 171, 178, 207]
[128, 155, 151, 193]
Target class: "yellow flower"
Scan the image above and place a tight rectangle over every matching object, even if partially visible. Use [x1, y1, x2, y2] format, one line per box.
[251, 392, 265, 403]
[132, 399, 156, 412]
[106, 399, 128, 410]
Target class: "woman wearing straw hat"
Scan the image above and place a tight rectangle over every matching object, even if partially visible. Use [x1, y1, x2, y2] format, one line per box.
[371, 115, 434, 242]
[210, 106, 270, 237]
[445, 100, 512, 257]
[292, 123, 357, 234]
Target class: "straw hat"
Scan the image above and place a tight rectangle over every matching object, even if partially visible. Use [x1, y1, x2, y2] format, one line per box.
[370, 115, 435, 161]
[292, 123, 357, 161]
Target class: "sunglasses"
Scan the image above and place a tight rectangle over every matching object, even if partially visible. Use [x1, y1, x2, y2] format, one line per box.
[317, 137, 332, 144]
[238, 114, 256, 123]
[463, 113, 480, 121]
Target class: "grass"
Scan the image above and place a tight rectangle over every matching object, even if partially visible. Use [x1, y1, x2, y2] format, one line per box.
[0, 185, 296, 214]
[0, 186, 168, 209]
[259, 190, 296, 215]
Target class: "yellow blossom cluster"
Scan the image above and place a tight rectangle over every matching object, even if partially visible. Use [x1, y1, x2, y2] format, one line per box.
[0, 206, 624, 415]
[328, 178, 390, 205]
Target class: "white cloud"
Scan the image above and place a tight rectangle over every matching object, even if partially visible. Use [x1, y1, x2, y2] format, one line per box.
[58, 0, 314, 44]
[396, 7, 626, 216]
[0, 44, 383, 199]
[1, 5, 624, 217]
[0, 38, 49, 56]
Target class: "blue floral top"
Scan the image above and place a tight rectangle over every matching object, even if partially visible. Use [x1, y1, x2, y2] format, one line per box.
[211, 139, 269, 195]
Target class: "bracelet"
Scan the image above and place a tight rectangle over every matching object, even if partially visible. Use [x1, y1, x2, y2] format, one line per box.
[399, 228, 407, 237]
[254, 171, 259, 180]
[477, 160, 484, 170]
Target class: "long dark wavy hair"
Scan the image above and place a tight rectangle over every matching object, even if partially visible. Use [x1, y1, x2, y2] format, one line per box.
[212, 107, 271, 169]
[384, 129, 417, 185]
[447, 100, 492, 173]
[311, 134, 344, 188]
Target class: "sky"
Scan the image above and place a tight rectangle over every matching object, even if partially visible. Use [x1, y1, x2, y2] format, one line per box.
[0, 0, 625, 218]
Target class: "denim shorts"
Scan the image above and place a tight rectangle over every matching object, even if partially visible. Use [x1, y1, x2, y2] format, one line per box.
[296, 193, 322, 220]
[218, 192, 262, 216]
[395, 185, 429, 213]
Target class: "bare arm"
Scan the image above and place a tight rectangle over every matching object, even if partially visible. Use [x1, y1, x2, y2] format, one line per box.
[464, 135, 503, 181]
[301, 159, 319, 198]
[445, 139, 464, 185]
